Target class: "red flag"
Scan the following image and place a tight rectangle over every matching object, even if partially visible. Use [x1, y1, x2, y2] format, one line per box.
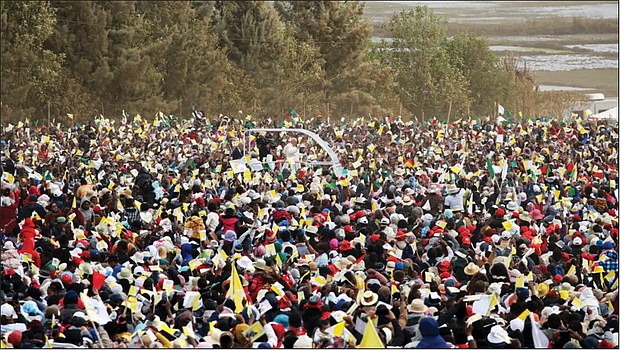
[92, 270, 106, 291]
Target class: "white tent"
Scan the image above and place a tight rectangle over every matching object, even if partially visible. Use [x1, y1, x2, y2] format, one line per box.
[589, 106, 618, 120]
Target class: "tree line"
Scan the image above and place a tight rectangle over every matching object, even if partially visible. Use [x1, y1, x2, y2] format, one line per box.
[1, 1, 560, 124]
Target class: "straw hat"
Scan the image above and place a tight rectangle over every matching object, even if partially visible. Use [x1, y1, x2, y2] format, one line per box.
[118, 267, 134, 283]
[445, 184, 459, 195]
[202, 327, 222, 346]
[464, 262, 480, 276]
[519, 212, 532, 222]
[361, 291, 379, 306]
[408, 298, 428, 313]
[253, 259, 271, 272]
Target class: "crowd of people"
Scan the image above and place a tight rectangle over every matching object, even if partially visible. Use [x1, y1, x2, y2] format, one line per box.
[0, 112, 618, 348]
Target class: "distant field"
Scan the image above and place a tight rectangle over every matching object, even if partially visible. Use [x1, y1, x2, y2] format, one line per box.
[364, 1, 619, 97]
[534, 69, 618, 97]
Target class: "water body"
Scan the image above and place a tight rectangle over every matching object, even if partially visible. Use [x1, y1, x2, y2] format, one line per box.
[378, 1, 618, 20]
[565, 44, 619, 53]
[538, 85, 592, 91]
[368, 2, 618, 93]
[518, 54, 618, 71]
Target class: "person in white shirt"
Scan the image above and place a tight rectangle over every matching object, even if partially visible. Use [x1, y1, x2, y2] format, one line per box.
[283, 138, 300, 172]
[444, 184, 465, 210]
[1, 303, 27, 333]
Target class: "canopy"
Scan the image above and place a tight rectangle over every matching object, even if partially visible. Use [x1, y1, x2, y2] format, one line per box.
[589, 107, 618, 120]
[244, 128, 344, 177]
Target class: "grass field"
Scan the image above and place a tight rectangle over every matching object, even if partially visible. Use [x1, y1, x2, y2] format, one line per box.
[364, 1, 619, 97]
[534, 69, 618, 96]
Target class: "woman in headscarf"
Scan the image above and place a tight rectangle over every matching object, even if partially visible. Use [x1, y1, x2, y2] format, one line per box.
[416, 317, 449, 348]
[180, 243, 193, 267]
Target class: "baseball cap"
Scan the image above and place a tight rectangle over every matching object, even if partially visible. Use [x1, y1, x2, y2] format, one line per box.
[1, 303, 17, 319]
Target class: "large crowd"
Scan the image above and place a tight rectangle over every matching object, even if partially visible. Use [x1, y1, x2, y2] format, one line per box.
[0, 112, 618, 348]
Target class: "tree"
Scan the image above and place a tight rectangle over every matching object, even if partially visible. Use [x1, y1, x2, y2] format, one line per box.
[378, 6, 470, 119]
[275, 1, 389, 117]
[137, 1, 239, 116]
[444, 33, 515, 117]
[211, 1, 291, 114]
[45, 1, 110, 119]
[1, 1, 63, 121]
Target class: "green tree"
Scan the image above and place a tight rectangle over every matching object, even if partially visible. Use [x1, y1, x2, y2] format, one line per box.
[211, 1, 290, 114]
[98, 1, 164, 117]
[275, 1, 384, 117]
[1, 1, 63, 121]
[444, 33, 514, 117]
[378, 6, 470, 119]
[259, 25, 324, 117]
[137, 1, 240, 116]
[45, 1, 110, 119]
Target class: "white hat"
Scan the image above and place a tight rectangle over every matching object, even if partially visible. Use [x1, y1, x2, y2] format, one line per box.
[445, 184, 459, 194]
[294, 335, 313, 348]
[360, 291, 379, 306]
[506, 201, 518, 212]
[1, 303, 17, 319]
[133, 266, 146, 276]
[487, 324, 511, 344]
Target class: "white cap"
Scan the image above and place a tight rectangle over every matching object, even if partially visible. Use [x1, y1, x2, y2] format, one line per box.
[1, 303, 17, 319]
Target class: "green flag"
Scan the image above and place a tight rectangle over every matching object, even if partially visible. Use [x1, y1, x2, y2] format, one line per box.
[487, 157, 495, 179]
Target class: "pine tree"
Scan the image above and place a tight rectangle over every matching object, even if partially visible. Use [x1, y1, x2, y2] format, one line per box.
[1, 1, 63, 121]
[274, 1, 384, 117]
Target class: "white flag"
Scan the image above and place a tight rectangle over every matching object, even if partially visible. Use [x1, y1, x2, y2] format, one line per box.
[498, 103, 505, 116]
[422, 200, 431, 211]
[529, 313, 549, 348]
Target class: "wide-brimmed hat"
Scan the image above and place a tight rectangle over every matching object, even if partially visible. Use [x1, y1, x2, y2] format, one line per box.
[445, 184, 459, 195]
[202, 327, 222, 346]
[519, 212, 532, 222]
[408, 299, 428, 313]
[361, 291, 379, 306]
[538, 283, 550, 297]
[530, 209, 543, 220]
[335, 258, 352, 271]
[118, 267, 134, 283]
[394, 168, 405, 176]
[488, 324, 511, 344]
[464, 262, 480, 276]
[402, 196, 413, 206]
[506, 201, 518, 212]
[119, 188, 133, 199]
[254, 259, 271, 272]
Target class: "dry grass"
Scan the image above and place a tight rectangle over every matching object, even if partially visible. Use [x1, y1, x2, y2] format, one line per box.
[534, 69, 619, 97]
